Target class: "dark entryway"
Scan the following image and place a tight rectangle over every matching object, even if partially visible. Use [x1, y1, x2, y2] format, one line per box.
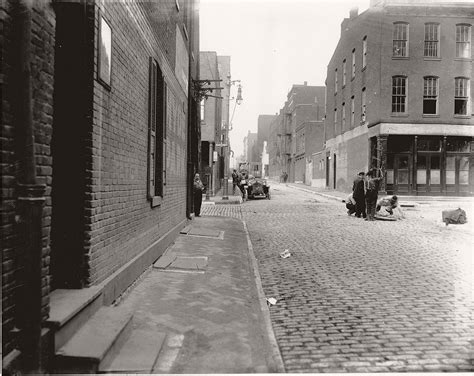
[50, 2, 92, 289]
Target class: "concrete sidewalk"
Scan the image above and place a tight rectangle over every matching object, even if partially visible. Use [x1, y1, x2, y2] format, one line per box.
[112, 216, 285, 373]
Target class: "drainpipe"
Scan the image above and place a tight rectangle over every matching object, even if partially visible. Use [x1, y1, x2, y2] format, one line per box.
[15, 0, 46, 371]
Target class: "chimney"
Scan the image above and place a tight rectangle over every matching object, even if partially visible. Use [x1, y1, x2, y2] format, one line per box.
[304, 81, 308, 86]
[349, 7, 358, 19]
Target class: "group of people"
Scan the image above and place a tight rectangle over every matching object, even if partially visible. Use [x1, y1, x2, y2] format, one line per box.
[193, 169, 249, 217]
[232, 169, 248, 197]
[346, 168, 404, 221]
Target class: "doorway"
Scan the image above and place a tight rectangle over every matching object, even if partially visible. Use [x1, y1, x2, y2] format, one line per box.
[333, 153, 337, 189]
[50, 2, 90, 289]
[416, 153, 441, 194]
[386, 154, 411, 194]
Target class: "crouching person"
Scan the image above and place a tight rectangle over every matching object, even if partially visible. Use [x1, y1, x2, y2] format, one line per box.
[376, 195, 405, 220]
[344, 193, 356, 216]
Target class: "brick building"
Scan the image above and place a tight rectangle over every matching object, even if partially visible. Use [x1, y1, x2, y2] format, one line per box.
[324, 0, 474, 195]
[267, 83, 325, 182]
[256, 115, 277, 178]
[1, 0, 200, 373]
[243, 131, 259, 176]
[199, 51, 223, 194]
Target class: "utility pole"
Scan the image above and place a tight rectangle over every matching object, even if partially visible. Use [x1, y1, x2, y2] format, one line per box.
[222, 75, 242, 199]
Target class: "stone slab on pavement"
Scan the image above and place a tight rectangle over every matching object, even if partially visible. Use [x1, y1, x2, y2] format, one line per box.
[114, 216, 283, 373]
[99, 329, 166, 373]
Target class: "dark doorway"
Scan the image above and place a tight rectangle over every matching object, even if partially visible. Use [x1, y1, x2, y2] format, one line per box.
[333, 153, 337, 189]
[50, 2, 92, 289]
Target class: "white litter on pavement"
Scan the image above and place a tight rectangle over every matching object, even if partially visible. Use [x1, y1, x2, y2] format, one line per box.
[280, 249, 291, 258]
[267, 297, 277, 305]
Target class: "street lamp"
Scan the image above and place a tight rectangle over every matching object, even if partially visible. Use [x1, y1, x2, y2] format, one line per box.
[222, 76, 243, 199]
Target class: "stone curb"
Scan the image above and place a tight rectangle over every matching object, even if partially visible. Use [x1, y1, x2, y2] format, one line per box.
[242, 221, 286, 373]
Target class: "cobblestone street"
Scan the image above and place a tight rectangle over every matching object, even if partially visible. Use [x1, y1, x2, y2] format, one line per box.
[201, 183, 474, 373]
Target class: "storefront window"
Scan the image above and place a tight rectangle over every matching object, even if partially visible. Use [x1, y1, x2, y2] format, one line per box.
[459, 157, 469, 185]
[417, 137, 441, 151]
[399, 156, 409, 184]
[446, 156, 456, 184]
[446, 137, 471, 152]
[388, 136, 412, 152]
[417, 155, 427, 183]
[431, 156, 440, 184]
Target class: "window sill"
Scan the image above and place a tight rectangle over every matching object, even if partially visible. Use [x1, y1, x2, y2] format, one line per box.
[422, 114, 440, 118]
[424, 57, 441, 61]
[454, 58, 472, 62]
[151, 196, 163, 207]
[390, 113, 409, 117]
[392, 56, 409, 60]
[454, 114, 471, 119]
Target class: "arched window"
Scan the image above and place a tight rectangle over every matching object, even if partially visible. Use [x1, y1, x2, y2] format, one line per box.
[362, 36, 367, 68]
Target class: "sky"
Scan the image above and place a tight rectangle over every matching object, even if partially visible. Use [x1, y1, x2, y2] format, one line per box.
[199, 0, 372, 157]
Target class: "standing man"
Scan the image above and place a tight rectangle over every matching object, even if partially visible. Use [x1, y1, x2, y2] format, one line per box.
[193, 173, 205, 217]
[365, 168, 384, 221]
[352, 171, 366, 218]
[231, 169, 240, 195]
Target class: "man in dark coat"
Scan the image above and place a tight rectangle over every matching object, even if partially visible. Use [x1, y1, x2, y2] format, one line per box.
[352, 171, 366, 218]
[365, 168, 384, 221]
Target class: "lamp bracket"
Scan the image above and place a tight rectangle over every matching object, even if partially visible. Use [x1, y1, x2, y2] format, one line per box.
[192, 79, 223, 101]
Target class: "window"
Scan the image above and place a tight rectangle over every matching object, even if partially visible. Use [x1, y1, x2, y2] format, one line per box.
[423, 76, 438, 115]
[361, 88, 366, 123]
[334, 108, 337, 132]
[456, 24, 471, 58]
[342, 59, 346, 86]
[455, 77, 469, 115]
[424, 23, 439, 57]
[334, 68, 338, 94]
[362, 36, 367, 68]
[148, 57, 167, 204]
[393, 22, 408, 57]
[350, 96, 355, 127]
[351, 49, 356, 78]
[342, 102, 346, 130]
[392, 76, 407, 113]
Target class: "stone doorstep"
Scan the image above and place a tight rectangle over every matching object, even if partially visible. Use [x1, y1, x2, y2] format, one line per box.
[55, 306, 133, 371]
[99, 330, 167, 373]
[47, 287, 102, 328]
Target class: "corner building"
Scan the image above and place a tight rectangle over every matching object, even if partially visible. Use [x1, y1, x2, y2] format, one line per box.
[325, 0, 474, 196]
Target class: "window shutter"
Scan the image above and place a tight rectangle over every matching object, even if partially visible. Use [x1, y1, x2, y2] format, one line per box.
[148, 58, 157, 199]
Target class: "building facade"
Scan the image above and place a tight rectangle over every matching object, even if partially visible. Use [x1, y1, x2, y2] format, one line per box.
[324, 1, 474, 195]
[1, 0, 200, 373]
[199, 51, 223, 195]
[243, 131, 259, 176]
[267, 83, 325, 182]
[257, 115, 277, 177]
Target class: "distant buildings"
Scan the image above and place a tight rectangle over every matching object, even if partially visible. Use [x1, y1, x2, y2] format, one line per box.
[243, 131, 259, 176]
[324, 0, 474, 195]
[266, 83, 325, 183]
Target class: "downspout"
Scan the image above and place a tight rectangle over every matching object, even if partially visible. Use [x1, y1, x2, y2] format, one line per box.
[15, 0, 46, 371]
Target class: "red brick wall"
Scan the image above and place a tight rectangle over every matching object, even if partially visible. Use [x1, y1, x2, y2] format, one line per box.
[1, 0, 55, 356]
[87, 1, 189, 284]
